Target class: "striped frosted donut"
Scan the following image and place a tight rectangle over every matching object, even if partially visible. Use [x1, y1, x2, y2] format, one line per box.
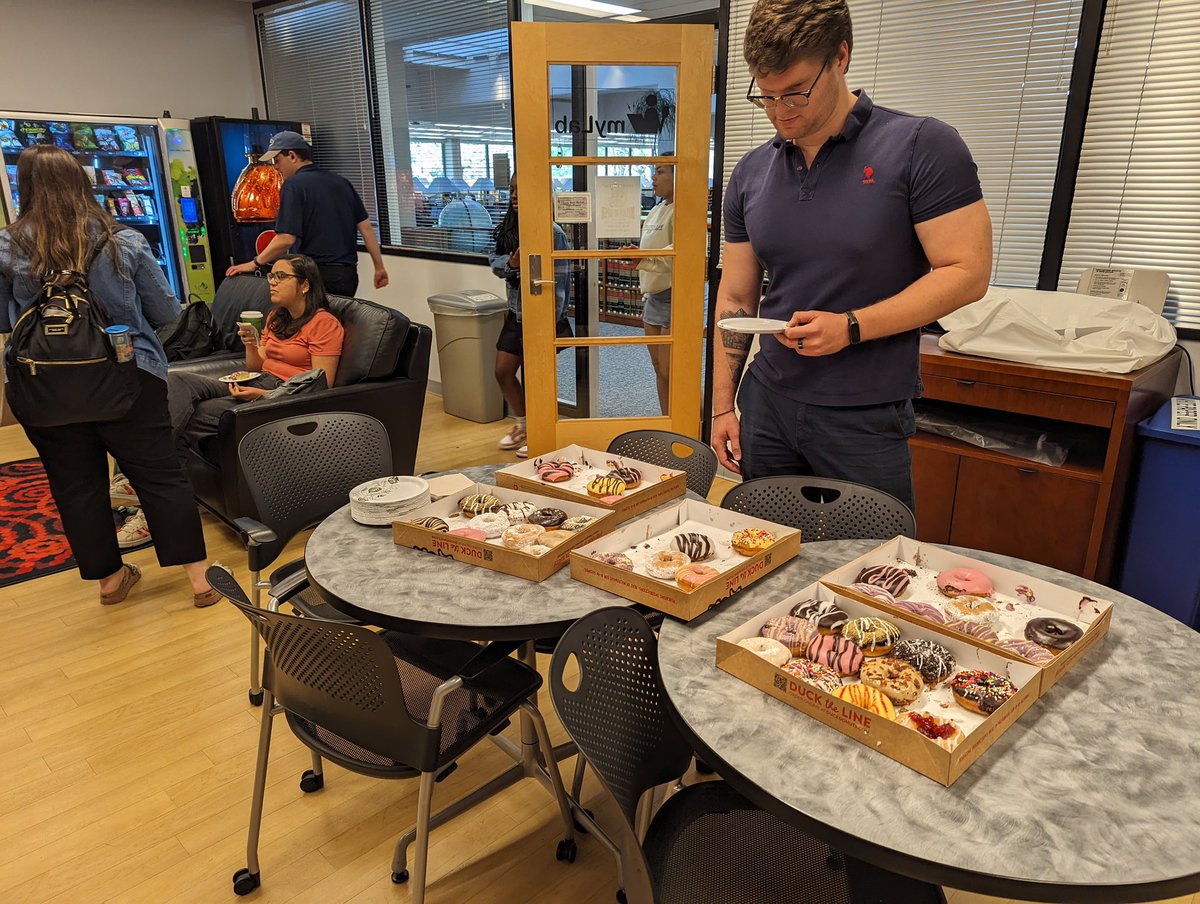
[410, 516, 449, 532]
[497, 501, 538, 524]
[673, 532, 714, 561]
[587, 475, 627, 498]
[856, 564, 913, 596]
[535, 458, 576, 483]
[606, 461, 642, 488]
[833, 683, 895, 718]
[849, 582, 897, 607]
[891, 598, 947, 624]
[945, 620, 1000, 644]
[805, 634, 864, 676]
[459, 493, 502, 516]
[790, 598, 849, 633]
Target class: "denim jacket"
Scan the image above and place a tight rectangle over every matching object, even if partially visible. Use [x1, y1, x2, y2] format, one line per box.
[0, 226, 179, 381]
[487, 223, 570, 322]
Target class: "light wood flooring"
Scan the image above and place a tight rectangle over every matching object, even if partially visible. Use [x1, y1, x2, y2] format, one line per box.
[0, 395, 1195, 904]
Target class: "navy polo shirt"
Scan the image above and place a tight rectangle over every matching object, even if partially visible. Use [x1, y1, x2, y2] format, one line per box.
[275, 165, 369, 266]
[724, 90, 982, 406]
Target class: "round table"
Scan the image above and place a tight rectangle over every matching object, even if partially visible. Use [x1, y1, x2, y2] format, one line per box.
[657, 539, 1200, 903]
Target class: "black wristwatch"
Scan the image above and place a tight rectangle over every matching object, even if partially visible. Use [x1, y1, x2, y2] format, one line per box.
[845, 310, 861, 345]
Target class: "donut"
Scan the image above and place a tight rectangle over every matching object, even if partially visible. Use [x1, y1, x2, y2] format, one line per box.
[497, 501, 538, 524]
[848, 583, 897, 607]
[646, 550, 690, 579]
[856, 564, 913, 596]
[804, 634, 864, 677]
[606, 461, 642, 488]
[951, 670, 1018, 715]
[890, 598, 947, 624]
[859, 657, 925, 706]
[587, 475, 626, 498]
[529, 507, 567, 528]
[1024, 616, 1083, 651]
[790, 598, 849, 635]
[731, 528, 774, 556]
[539, 529, 575, 547]
[943, 596, 997, 626]
[535, 458, 575, 483]
[459, 493, 502, 516]
[673, 532, 714, 561]
[468, 513, 509, 538]
[996, 639, 1056, 666]
[561, 515, 596, 532]
[502, 523, 544, 549]
[833, 684, 896, 719]
[448, 527, 486, 540]
[591, 551, 634, 571]
[944, 620, 999, 644]
[892, 638, 956, 684]
[737, 637, 790, 667]
[841, 617, 901, 656]
[601, 495, 623, 504]
[759, 615, 818, 655]
[781, 658, 842, 694]
[410, 516, 449, 532]
[524, 544, 551, 556]
[936, 567, 994, 598]
[676, 564, 720, 591]
[899, 712, 964, 751]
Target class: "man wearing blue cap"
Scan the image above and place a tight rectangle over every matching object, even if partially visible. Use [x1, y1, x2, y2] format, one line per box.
[226, 130, 388, 295]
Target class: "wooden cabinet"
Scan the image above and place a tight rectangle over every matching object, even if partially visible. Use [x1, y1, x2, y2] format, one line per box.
[911, 335, 1181, 582]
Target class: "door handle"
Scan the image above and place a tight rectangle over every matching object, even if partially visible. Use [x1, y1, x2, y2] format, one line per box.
[528, 254, 555, 295]
[956, 379, 977, 387]
[1016, 467, 1037, 475]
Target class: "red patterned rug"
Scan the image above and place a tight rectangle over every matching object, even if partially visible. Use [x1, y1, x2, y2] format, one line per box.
[0, 458, 76, 587]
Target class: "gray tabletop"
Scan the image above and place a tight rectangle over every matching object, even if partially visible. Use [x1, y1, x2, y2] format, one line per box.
[656, 539, 1200, 902]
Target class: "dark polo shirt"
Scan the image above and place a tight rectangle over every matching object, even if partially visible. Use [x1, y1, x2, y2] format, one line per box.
[276, 164, 369, 266]
[724, 90, 982, 406]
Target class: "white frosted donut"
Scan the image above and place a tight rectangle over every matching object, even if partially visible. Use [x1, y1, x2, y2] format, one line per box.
[468, 513, 509, 538]
[646, 550, 690, 579]
[502, 523, 545, 549]
[736, 637, 790, 667]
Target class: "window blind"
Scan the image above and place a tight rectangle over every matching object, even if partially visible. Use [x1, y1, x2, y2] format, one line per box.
[1059, 0, 1200, 329]
[721, 0, 1083, 286]
[257, 0, 380, 231]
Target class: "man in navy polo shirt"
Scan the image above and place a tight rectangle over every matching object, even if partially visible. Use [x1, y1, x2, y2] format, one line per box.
[712, 0, 992, 511]
[227, 131, 388, 296]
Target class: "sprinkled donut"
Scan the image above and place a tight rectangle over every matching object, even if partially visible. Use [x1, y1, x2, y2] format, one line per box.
[529, 507, 567, 528]
[790, 598, 849, 635]
[731, 527, 774, 556]
[781, 658, 842, 694]
[859, 657, 925, 706]
[842, 617, 902, 656]
[673, 532, 714, 561]
[737, 637, 790, 667]
[468, 512, 509, 538]
[410, 516, 449, 532]
[951, 670, 1017, 715]
[1024, 616, 1083, 651]
[502, 523, 544, 549]
[606, 461, 642, 488]
[936, 567, 994, 598]
[805, 634, 864, 677]
[459, 493, 502, 516]
[759, 615, 818, 655]
[646, 550, 690, 579]
[857, 564, 914, 596]
[833, 683, 895, 718]
[587, 475, 627, 498]
[535, 458, 575, 483]
[892, 638, 956, 684]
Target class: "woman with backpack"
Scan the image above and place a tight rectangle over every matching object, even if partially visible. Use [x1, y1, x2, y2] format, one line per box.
[0, 144, 219, 607]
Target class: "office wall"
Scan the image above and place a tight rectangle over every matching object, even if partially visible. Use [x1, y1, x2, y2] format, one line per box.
[3, 0, 263, 120]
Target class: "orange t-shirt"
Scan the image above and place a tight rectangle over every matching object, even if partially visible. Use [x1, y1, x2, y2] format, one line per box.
[261, 309, 344, 381]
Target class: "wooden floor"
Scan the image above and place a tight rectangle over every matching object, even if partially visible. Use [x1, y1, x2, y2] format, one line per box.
[0, 396, 1195, 904]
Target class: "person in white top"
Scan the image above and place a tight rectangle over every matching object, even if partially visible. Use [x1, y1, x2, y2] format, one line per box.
[628, 161, 674, 414]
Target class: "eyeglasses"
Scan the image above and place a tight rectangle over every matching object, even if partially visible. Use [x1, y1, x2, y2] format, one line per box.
[266, 272, 299, 284]
[746, 60, 828, 110]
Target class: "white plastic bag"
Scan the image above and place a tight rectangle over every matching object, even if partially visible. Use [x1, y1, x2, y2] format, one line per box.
[937, 286, 1177, 373]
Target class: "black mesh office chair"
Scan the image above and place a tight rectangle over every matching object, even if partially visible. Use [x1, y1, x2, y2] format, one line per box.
[607, 430, 719, 498]
[550, 607, 943, 904]
[233, 412, 393, 706]
[207, 567, 575, 902]
[721, 476, 915, 541]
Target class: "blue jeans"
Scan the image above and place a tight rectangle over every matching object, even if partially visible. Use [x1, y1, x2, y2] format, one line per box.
[736, 370, 917, 512]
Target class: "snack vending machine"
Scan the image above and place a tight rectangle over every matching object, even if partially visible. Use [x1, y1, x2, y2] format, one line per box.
[161, 119, 216, 302]
[0, 113, 185, 297]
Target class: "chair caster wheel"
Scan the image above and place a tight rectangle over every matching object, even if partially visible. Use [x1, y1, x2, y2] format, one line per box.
[392, 869, 409, 884]
[249, 689, 264, 706]
[299, 769, 324, 793]
[232, 868, 260, 895]
[556, 838, 577, 863]
[616, 890, 627, 903]
[572, 807, 594, 834]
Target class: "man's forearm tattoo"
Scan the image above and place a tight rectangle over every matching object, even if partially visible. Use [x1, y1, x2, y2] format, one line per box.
[719, 307, 753, 352]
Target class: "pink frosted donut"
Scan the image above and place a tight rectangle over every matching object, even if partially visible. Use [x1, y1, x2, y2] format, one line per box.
[535, 458, 575, 483]
[448, 528, 487, 540]
[936, 567, 994, 598]
[891, 598, 946, 624]
[849, 582, 897, 606]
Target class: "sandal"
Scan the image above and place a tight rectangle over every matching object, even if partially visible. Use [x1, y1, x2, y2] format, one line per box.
[116, 510, 151, 549]
[99, 563, 141, 606]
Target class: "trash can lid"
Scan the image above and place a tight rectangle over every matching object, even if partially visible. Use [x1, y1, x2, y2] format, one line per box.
[427, 290, 507, 315]
[1137, 395, 1200, 446]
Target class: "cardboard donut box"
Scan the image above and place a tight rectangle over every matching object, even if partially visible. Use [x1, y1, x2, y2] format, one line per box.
[495, 444, 687, 524]
[391, 482, 617, 582]
[569, 499, 801, 621]
[716, 580, 1042, 786]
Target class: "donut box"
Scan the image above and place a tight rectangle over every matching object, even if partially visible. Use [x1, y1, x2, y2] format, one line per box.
[715, 581, 1041, 786]
[819, 536, 1115, 697]
[494, 444, 687, 525]
[569, 499, 800, 621]
[391, 481, 617, 582]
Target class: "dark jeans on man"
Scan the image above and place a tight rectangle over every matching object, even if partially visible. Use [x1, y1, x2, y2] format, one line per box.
[22, 369, 207, 580]
[167, 370, 282, 452]
[736, 370, 918, 512]
[317, 262, 358, 297]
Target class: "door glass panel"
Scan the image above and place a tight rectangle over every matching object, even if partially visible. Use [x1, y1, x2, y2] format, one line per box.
[548, 64, 678, 157]
[556, 342, 670, 418]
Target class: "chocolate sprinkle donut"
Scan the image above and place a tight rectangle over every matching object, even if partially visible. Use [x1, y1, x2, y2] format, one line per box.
[529, 507, 567, 528]
[892, 638, 956, 684]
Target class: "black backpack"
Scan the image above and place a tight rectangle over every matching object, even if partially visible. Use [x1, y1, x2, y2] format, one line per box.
[156, 298, 219, 361]
[3, 235, 139, 428]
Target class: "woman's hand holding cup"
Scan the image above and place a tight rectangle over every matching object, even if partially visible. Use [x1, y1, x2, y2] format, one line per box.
[237, 310, 264, 346]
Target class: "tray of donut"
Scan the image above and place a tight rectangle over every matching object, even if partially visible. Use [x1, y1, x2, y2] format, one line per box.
[494, 444, 687, 525]
[818, 536, 1115, 698]
[569, 499, 800, 621]
[716, 580, 1041, 785]
[391, 482, 618, 582]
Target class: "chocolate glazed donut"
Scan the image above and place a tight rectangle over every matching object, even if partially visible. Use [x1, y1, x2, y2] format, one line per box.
[529, 507, 567, 528]
[1024, 616, 1083, 650]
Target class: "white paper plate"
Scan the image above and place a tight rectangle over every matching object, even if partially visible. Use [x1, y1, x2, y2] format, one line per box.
[715, 317, 790, 335]
[349, 475, 429, 505]
[218, 371, 263, 383]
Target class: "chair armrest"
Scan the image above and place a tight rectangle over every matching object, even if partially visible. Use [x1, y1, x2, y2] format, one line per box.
[457, 639, 523, 682]
[169, 353, 244, 379]
[269, 567, 309, 604]
[233, 516, 278, 546]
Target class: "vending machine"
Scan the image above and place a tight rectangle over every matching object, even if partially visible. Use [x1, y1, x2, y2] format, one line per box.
[161, 119, 217, 302]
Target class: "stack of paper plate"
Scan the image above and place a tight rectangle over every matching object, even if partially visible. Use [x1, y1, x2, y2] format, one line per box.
[348, 476, 431, 526]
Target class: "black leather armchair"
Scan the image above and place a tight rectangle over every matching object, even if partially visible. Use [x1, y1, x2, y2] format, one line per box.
[170, 276, 431, 526]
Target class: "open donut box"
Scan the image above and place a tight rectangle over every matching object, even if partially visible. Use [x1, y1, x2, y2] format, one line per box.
[391, 481, 617, 582]
[819, 537, 1115, 697]
[568, 499, 800, 621]
[715, 581, 1041, 786]
[494, 444, 687, 525]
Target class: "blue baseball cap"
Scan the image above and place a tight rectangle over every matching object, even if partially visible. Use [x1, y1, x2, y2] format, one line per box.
[259, 130, 311, 162]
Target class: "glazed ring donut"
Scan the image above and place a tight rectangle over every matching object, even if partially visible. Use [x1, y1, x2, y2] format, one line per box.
[731, 527, 774, 556]
[538, 529, 575, 547]
[858, 657, 925, 706]
[502, 523, 544, 549]
[468, 513, 509, 538]
[759, 615, 818, 655]
[936, 567, 994, 598]
[676, 564, 719, 591]
[536, 458, 575, 483]
[1024, 616, 1083, 651]
[950, 670, 1017, 715]
[529, 507, 567, 528]
[459, 493, 502, 516]
[736, 637, 790, 667]
[841, 617, 901, 656]
[646, 550, 690, 579]
[943, 595, 997, 626]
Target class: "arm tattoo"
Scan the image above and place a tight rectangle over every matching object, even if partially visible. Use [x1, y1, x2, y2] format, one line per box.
[718, 306, 752, 385]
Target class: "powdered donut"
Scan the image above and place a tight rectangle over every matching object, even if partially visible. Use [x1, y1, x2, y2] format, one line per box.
[502, 523, 544, 549]
[737, 637, 790, 667]
[856, 564, 913, 596]
[936, 567, 994, 598]
[781, 658, 842, 694]
[468, 512, 509, 538]
[646, 550, 689, 579]
[538, 529, 575, 547]
[676, 564, 719, 591]
[673, 532, 714, 561]
[759, 615, 818, 655]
